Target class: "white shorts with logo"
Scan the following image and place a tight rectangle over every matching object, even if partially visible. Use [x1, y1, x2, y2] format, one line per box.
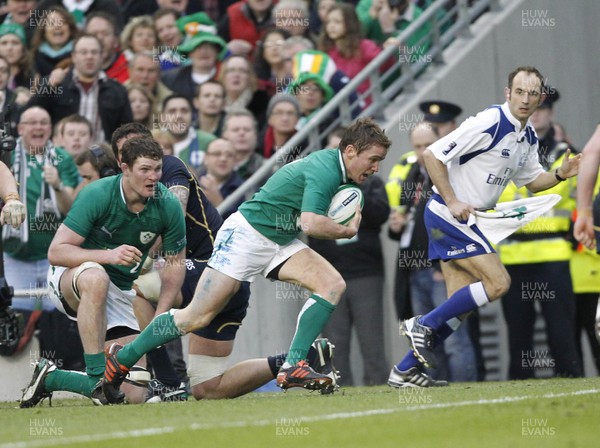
[47, 265, 140, 331]
[208, 212, 307, 282]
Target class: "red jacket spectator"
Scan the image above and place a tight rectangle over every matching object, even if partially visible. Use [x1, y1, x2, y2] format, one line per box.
[218, 1, 276, 55]
[106, 51, 129, 84]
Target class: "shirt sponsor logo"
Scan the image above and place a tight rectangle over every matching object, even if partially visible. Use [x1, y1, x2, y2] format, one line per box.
[447, 246, 465, 256]
[442, 141, 457, 156]
[485, 173, 510, 186]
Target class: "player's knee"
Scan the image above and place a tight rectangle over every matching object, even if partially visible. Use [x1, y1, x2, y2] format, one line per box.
[188, 354, 228, 399]
[191, 382, 221, 400]
[487, 274, 510, 301]
[319, 274, 345, 305]
[499, 273, 511, 297]
[76, 264, 109, 299]
[334, 274, 346, 296]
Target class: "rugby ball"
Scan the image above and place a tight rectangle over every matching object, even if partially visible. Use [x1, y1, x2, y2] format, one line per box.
[327, 185, 364, 225]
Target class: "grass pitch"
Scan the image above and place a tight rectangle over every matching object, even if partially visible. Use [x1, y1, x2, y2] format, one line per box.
[1, 377, 598, 448]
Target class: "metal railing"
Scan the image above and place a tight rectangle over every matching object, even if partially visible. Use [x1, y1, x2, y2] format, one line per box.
[217, 0, 502, 214]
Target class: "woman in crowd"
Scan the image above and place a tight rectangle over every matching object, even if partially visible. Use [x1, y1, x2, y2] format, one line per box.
[0, 23, 37, 89]
[30, 7, 78, 77]
[218, 55, 269, 129]
[253, 28, 290, 97]
[127, 83, 155, 129]
[120, 15, 157, 61]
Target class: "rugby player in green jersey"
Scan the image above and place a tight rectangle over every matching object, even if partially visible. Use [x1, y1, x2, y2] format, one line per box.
[20, 138, 186, 406]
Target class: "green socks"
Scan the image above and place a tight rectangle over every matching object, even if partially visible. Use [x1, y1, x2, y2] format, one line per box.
[44, 352, 105, 398]
[285, 294, 335, 365]
[117, 311, 182, 368]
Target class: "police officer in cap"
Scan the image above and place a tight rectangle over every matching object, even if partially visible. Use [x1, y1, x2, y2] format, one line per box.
[529, 87, 565, 169]
[419, 100, 462, 138]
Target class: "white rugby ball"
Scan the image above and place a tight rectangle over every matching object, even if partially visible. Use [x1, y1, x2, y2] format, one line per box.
[327, 185, 364, 225]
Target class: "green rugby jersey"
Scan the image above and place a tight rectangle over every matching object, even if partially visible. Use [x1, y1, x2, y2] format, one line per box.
[239, 149, 352, 245]
[63, 175, 186, 290]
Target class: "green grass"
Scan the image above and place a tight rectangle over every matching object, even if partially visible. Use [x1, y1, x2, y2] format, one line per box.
[2, 378, 599, 448]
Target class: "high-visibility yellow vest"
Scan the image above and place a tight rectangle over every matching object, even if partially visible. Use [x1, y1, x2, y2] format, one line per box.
[386, 151, 418, 207]
[570, 173, 600, 293]
[497, 153, 575, 265]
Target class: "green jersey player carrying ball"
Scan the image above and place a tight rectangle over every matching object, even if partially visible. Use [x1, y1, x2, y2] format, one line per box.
[93, 117, 391, 402]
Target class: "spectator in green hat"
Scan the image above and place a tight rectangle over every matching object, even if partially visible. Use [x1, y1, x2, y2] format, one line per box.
[289, 72, 333, 131]
[0, 0, 37, 46]
[0, 23, 37, 89]
[161, 12, 227, 101]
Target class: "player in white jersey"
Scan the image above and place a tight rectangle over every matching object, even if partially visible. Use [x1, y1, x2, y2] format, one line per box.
[389, 66, 582, 388]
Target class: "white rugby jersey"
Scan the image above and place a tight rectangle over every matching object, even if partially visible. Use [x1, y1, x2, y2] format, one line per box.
[428, 102, 544, 209]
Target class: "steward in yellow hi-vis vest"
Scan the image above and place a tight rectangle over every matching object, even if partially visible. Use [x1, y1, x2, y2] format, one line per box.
[386, 150, 420, 321]
[497, 143, 582, 379]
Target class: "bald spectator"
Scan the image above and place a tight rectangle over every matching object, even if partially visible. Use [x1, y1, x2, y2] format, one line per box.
[3, 106, 78, 314]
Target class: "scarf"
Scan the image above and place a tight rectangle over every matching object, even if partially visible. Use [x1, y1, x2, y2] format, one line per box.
[225, 88, 253, 112]
[2, 138, 61, 245]
[62, 0, 94, 27]
[38, 41, 74, 59]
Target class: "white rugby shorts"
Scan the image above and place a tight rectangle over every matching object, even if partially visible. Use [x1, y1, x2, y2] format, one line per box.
[47, 265, 139, 331]
[208, 212, 307, 282]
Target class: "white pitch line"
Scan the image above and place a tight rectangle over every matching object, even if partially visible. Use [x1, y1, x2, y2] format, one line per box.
[3, 388, 598, 448]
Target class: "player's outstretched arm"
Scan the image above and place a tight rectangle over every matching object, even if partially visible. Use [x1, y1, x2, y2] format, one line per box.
[48, 224, 142, 268]
[577, 125, 600, 210]
[526, 148, 582, 193]
[574, 124, 600, 249]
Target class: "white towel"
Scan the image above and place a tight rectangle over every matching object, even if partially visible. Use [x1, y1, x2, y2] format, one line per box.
[467, 194, 562, 244]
